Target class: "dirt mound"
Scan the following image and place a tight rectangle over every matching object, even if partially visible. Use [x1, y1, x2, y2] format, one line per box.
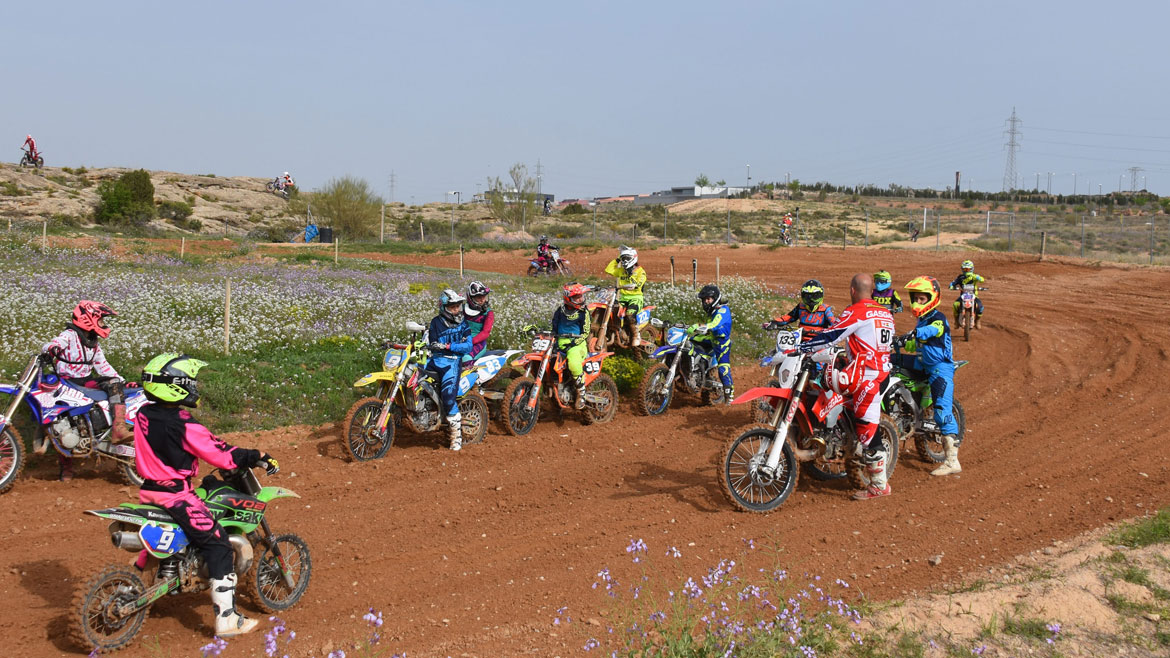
[3, 245, 1170, 657]
[0, 164, 294, 235]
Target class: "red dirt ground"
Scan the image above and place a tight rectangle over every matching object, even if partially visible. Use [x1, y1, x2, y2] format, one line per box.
[3, 244, 1170, 657]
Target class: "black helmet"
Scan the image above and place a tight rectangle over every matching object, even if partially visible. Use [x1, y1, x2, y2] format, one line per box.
[539, 235, 548, 245]
[698, 284, 723, 315]
[800, 279, 824, 309]
[465, 280, 491, 317]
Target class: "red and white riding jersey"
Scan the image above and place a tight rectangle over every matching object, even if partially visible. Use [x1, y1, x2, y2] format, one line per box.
[803, 299, 895, 374]
[42, 326, 121, 380]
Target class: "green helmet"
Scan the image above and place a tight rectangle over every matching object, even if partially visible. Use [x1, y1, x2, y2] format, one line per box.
[142, 353, 208, 407]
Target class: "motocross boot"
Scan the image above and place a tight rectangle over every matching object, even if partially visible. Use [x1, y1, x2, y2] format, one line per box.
[210, 573, 258, 637]
[931, 435, 961, 476]
[58, 455, 74, 482]
[723, 386, 734, 406]
[629, 315, 642, 347]
[853, 444, 891, 500]
[574, 376, 587, 410]
[974, 314, 983, 330]
[447, 413, 463, 451]
[110, 403, 129, 442]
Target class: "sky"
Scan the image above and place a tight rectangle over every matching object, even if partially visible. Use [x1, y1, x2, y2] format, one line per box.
[6, 0, 1170, 202]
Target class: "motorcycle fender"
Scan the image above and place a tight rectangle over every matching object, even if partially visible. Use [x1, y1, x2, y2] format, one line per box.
[586, 302, 607, 311]
[256, 486, 301, 503]
[651, 345, 678, 360]
[955, 360, 969, 370]
[511, 353, 542, 369]
[730, 386, 792, 406]
[0, 384, 18, 396]
[759, 354, 773, 367]
[354, 371, 396, 388]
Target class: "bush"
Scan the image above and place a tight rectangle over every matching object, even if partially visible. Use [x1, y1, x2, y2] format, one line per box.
[93, 169, 157, 226]
[601, 355, 644, 394]
[562, 203, 587, 215]
[157, 200, 193, 221]
[308, 176, 384, 239]
[120, 169, 154, 204]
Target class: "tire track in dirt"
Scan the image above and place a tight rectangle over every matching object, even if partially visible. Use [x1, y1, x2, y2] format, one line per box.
[3, 245, 1170, 657]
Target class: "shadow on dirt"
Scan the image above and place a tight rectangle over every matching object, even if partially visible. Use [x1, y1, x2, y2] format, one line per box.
[17, 559, 78, 652]
[612, 461, 722, 512]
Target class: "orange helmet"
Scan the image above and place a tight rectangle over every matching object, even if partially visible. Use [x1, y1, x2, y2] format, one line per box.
[904, 276, 941, 318]
[562, 282, 588, 309]
[72, 300, 118, 338]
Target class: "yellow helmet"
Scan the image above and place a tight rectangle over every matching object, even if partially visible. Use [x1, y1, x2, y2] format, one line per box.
[904, 276, 941, 318]
[961, 259, 974, 273]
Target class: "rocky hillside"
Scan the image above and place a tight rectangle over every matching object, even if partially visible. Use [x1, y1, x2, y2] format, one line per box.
[0, 163, 296, 235]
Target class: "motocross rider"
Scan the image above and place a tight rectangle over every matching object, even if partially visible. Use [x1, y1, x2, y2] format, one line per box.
[134, 353, 279, 638]
[463, 280, 494, 361]
[949, 259, 986, 328]
[428, 289, 473, 451]
[40, 301, 127, 481]
[797, 273, 896, 500]
[552, 282, 592, 410]
[898, 276, 961, 476]
[691, 284, 734, 404]
[763, 279, 836, 340]
[535, 235, 556, 272]
[603, 245, 648, 347]
[872, 270, 903, 313]
[21, 134, 37, 159]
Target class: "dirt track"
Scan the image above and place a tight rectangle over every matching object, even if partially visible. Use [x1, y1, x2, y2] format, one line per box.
[4, 245, 1170, 657]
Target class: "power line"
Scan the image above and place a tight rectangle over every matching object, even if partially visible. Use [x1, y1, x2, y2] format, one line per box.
[1030, 125, 1170, 140]
[1002, 107, 1022, 192]
[1027, 138, 1170, 154]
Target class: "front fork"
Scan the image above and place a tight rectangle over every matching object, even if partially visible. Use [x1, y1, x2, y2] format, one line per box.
[0, 360, 36, 433]
[764, 369, 810, 472]
[254, 518, 296, 588]
[527, 348, 552, 409]
[376, 377, 403, 432]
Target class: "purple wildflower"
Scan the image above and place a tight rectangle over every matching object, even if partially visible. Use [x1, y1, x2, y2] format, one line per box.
[199, 636, 228, 657]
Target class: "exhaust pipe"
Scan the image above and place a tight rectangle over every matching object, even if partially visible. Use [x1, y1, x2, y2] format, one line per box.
[111, 531, 144, 551]
[792, 441, 826, 463]
[229, 535, 254, 575]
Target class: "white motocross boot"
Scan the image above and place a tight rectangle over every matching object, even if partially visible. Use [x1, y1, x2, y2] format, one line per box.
[574, 376, 587, 410]
[210, 573, 258, 637]
[447, 413, 462, 451]
[931, 435, 962, 476]
[853, 444, 891, 500]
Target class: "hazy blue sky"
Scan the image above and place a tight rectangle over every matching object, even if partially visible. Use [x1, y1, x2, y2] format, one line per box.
[6, 1, 1168, 201]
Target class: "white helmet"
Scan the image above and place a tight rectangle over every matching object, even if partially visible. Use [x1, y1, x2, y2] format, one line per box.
[283, 172, 290, 177]
[618, 245, 638, 271]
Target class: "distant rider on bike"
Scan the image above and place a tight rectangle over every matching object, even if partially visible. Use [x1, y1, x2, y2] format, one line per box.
[604, 245, 648, 347]
[21, 134, 37, 160]
[691, 284, 734, 404]
[872, 270, 903, 313]
[535, 235, 556, 272]
[897, 276, 961, 476]
[949, 259, 986, 328]
[41, 301, 127, 481]
[463, 280, 494, 361]
[797, 274, 896, 500]
[134, 353, 279, 638]
[428, 289, 473, 451]
[763, 279, 836, 341]
[552, 282, 591, 410]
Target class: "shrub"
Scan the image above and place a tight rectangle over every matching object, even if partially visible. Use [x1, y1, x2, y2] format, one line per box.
[562, 203, 587, 215]
[602, 355, 644, 394]
[93, 169, 157, 226]
[309, 176, 384, 239]
[120, 169, 155, 204]
[157, 200, 193, 221]
[1, 181, 26, 196]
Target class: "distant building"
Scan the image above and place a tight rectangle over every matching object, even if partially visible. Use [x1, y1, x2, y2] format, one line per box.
[634, 185, 749, 206]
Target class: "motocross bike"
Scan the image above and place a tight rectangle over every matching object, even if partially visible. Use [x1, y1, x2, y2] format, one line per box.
[587, 287, 663, 358]
[527, 247, 573, 277]
[778, 225, 793, 246]
[953, 283, 987, 342]
[344, 322, 511, 460]
[500, 326, 619, 435]
[72, 464, 310, 652]
[266, 178, 294, 200]
[720, 339, 899, 513]
[637, 323, 726, 415]
[0, 353, 148, 494]
[19, 148, 43, 168]
[881, 336, 968, 463]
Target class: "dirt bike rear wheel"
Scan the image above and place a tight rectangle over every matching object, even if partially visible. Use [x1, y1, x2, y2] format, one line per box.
[917, 401, 965, 462]
[526, 265, 539, 277]
[700, 367, 726, 405]
[501, 377, 539, 436]
[35, 156, 43, 168]
[458, 393, 489, 445]
[250, 533, 312, 612]
[343, 397, 395, 461]
[120, 461, 144, 487]
[582, 374, 618, 425]
[720, 426, 799, 513]
[0, 426, 24, 495]
[71, 565, 149, 652]
[637, 363, 672, 416]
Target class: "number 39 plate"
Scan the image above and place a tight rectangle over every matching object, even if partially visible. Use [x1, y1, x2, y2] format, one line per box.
[532, 338, 551, 351]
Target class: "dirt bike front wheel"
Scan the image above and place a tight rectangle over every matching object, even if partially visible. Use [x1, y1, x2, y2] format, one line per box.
[501, 377, 539, 436]
[71, 565, 149, 652]
[343, 397, 395, 461]
[720, 426, 799, 513]
[458, 392, 489, 445]
[0, 426, 25, 494]
[638, 363, 673, 416]
[963, 312, 971, 342]
[250, 533, 312, 612]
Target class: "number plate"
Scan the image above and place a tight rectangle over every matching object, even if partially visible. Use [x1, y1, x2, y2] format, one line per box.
[666, 327, 686, 345]
[140, 523, 188, 555]
[383, 349, 405, 370]
[776, 330, 798, 351]
[584, 361, 600, 374]
[532, 338, 551, 351]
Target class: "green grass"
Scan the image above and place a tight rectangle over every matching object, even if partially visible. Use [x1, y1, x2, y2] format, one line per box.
[1109, 509, 1170, 548]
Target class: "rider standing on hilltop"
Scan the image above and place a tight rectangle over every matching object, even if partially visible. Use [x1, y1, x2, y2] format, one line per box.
[21, 134, 37, 158]
[798, 274, 896, 500]
[949, 259, 986, 329]
[604, 246, 648, 347]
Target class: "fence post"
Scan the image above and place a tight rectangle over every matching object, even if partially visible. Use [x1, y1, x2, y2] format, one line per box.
[670, 256, 675, 286]
[691, 258, 697, 290]
[419, 222, 425, 242]
[1080, 215, 1085, 258]
[663, 207, 668, 241]
[1039, 231, 1047, 261]
[935, 210, 941, 251]
[223, 279, 232, 355]
[842, 226, 847, 250]
[380, 205, 385, 244]
[716, 257, 720, 284]
[180, 236, 186, 258]
[1151, 224, 1155, 265]
[42, 219, 47, 250]
[460, 244, 465, 278]
[334, 238, 339, 264]
[985, 210, 991, 234]
[1008, 215, 1013, 252]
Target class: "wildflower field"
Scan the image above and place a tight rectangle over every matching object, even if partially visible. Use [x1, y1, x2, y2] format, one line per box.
[0, 234, 785, 433]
